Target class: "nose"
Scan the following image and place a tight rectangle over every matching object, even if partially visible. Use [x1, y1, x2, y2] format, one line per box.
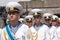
[10, 14, 13, 16]
[10, 13, 13, 17]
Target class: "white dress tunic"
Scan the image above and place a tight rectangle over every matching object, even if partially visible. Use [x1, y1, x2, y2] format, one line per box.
[29, 24, 50, 40]
[50, 26, 58, 40]
[1, 22, 29, 40]
[56, 26, 60, 40]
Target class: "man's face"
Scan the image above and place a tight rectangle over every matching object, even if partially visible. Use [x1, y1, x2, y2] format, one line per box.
[8, 11, 20, 22]
[34, 16, 41, 24]
[26, 21, 32, 28]
[58, 22, 60, 26]
[45, 19, 51, 25]
[52, 20, 57, 26]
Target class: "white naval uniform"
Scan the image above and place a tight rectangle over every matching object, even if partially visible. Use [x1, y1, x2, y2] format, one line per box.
[56, 26, 60, 40]
[43, 24, 51, 40]
[1, 24, 29, 40]
[25, 26, 33, 40]
[0, 28, 2, 40]
[50, 26, 58, 40]
[29, 24, 51, 40]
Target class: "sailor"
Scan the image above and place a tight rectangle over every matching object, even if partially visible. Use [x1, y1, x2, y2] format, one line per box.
[29, 9, 48, 40]
[43, 13, 53, 40]
[56, 18, 60, 40]
[50, 15, 59, 40]
[58, 18, 60, 26]
[24, 15, 34, 40]
[51, 15, 58, 26]
[1, 2, 29, 40]
[25, 15, 34, 28]
[0, 28, 2, 40]
[43, 13, 53, 27]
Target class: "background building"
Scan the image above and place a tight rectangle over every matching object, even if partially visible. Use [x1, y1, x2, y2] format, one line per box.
[19, 0, 60, 17]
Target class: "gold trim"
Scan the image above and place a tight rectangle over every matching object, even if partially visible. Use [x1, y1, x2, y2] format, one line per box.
[10, 7, 14, 10]
[4, 30, 8, 40]
[35, 13, 38, 15]
[30, 29, 38, 40]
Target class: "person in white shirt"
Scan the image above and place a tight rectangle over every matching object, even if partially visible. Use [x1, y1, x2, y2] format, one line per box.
[50, 15, 59, 40]
[56, 18, 60, 40]
[24, 15, 34, 40]
[25, 15, 34, 28]
[1, 2, 29, 40]
[0, 28, 2, 40]
[58, 18, 60, 27]
[29, 9, 48, 40]
[43, 13, 53, 40]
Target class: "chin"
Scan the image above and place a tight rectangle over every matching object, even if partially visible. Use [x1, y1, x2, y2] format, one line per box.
[36, 22, 39, 24]
[10, 19, 15, 21]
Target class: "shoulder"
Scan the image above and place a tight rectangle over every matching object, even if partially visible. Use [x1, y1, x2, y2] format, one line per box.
[42, 24, 47, 27]
[22, 24, 28, 26]
[57, 27, 60, 31]
[2, 25, 9, 32]
[30, 26, 34, 30]
[50, 26, 56, 31]
[22, 24, 29, 28]
[0, 28, 2, 33]
[2, 27, 6, 30]
[0, 28, 2, 31]
[41, 24, 49, 31]
[51, 26, 56, 29]
[1, 27, 6, 33]
[20, 24, 29, 31]
[42, 24, 48, 28]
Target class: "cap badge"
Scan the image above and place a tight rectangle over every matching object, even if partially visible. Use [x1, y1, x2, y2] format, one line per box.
[35, 12, 37, 15]
[10, 7, 14, 10]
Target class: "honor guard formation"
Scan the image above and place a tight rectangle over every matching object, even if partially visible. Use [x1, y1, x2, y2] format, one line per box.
[0, 1, 60, 40]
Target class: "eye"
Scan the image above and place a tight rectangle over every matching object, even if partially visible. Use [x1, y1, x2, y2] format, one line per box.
[49, 16, 51, 18]
[44, 17, 46, 18]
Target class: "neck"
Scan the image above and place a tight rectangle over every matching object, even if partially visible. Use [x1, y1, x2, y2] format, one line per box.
[36, 23, 40, 26]
[53, 25, 57, 27]
[10, 20, 18, 26]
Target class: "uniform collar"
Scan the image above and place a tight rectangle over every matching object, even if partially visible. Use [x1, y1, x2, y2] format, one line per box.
[9, 21, 22, 28]
[48, 24, 52, 28]
[33, 23, 43, 31]
[33, 22, 43, 27]
[45, 24, 52, 28]
[52, 25, 58, 28]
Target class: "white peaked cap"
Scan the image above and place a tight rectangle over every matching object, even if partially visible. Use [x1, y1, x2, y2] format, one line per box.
[6, 2, 23, 15]
[19, 18, 24, 21]
[29, 9, 43, 15]
[52, 15, 58, 19]
[43, 13, 53, 18]
[25, 15, 34, 19]
[6, 19, 9, 22]
[59, 18, 60, 21]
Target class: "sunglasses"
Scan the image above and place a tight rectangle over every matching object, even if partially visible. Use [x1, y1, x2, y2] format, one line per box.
[58, 22, 60, 24]
[45, 19, 51, 21]
[52, 20, 57, 22]
[26, 21, 32, 23]
[8, 11, 19, 15]
[44, 16, 51, 19]
[34, 16, 41, 19]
